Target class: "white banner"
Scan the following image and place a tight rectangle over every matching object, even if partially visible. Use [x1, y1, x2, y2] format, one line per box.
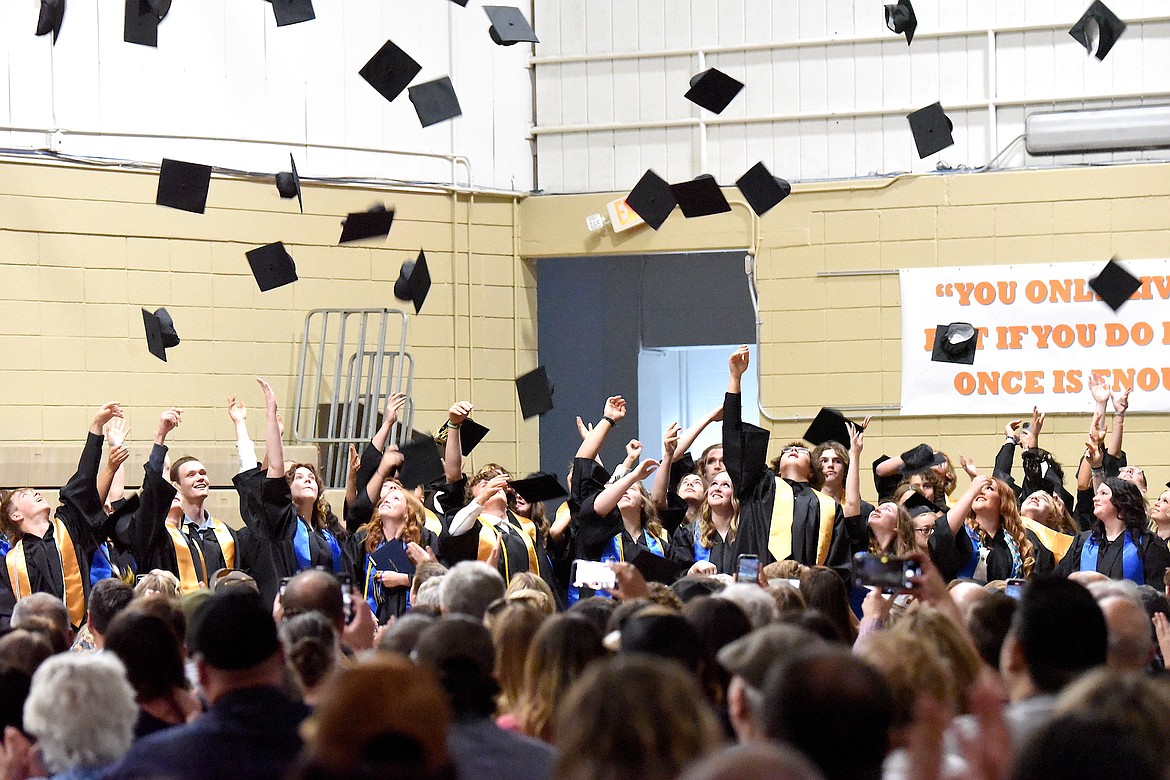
[900, 260, 1170, 415]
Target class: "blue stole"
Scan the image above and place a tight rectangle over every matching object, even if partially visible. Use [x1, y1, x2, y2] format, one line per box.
[692, 524, 712, 563]
[0, 538, 10, 558]
[957, 524, 1022, 580]
[90, 542, 115, 587]
[1081, 532, 1144, 585]
[567, 529, 663, 606]
[293, 518, 312, 571]
[323, 530, 343, 573]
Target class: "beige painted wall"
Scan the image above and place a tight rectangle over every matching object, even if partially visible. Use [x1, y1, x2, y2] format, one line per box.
[0, 159, 537, 524]
[520, 163, 1170, 497]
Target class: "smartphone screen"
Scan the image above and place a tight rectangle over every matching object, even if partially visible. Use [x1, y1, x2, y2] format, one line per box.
[736, 555, 760, 583]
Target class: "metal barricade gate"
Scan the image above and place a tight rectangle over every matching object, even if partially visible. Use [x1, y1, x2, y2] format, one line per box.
[292, 308, 415, 489]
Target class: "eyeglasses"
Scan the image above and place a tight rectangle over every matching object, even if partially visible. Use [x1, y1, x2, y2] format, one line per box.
[914, 527, 935, 537]
[782, 447, 810, 455]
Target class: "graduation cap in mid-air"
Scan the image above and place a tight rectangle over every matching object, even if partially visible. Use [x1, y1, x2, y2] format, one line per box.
[1089, 257, 1141, 312]
[624, 170, 676, 230]
[142, 307, 180, 362]
[275, 154, 303, 213]
[684, 68, 744, 114]
[1069, 1, 1126, 61]
[359, 40, 422, 104]
[931, 322, 979, 365]
[35, 0, 65, 43]
[803, 407, 863, 448]
[907, 102, 954, 159]
[670, 175, 732, 218]
[408, 77, 463, 127]
[393, 250, 432, 314]
[124, 0, 169, 47]
[509, 472, 568, 504]
[268, 0, 315, 27]
[884, 0, 917, 45]
[339, 204, 395, 244]
[396, 431, 446, 490]
[484, 6, 539, 46]
[156, 159, 212, 214]
[515, 367, 554, 419]
[735, 162, 792, 216]
[245, 242, 298, 292]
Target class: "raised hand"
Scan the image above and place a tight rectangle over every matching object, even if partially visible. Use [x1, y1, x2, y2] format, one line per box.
[847, 420, 866, 456]
[1004, 419, 1023, 442]
[105, 445, 130, 473]
[227, 395, 247, 424]
[1088, 372, 1110, 407]
[448, 401, 473, 425]
[728, 345, 750, 378]
[625, 439, 643, 462]
[603, 396, 626, 423]
[91, 402, 124, 435]
[385, 392, 407, 426]
[348, 444, 361, 479]
[105, 416, 130, 448]
[378, 444, 404, 475]
[662, 422, 681, 462]
[607, 561, 650, 601]
[406, 541, 437, 566]
[156, 408, 182, 443]
[632, 458, 660, 481]
[958, 453, 978, 479]
[1112, 385, 1132, 415]
[256, 377, 278, 414]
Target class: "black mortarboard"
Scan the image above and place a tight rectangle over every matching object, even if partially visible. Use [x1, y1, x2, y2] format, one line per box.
[393, 250, 431, 314]
[884, 0, 916, 45]
[509, 472, 568, 503]
[339, 204, 394, 244]
[408, 77, 463, 127]
[156, 158, 212, 214]
[907, 102, 954, 159]
[124, 0, 159, 47]
[670, 175, 732, 218]
[35, 0, 65, 43]
[803, 407, 861, 447]
[245, 242, 298, 292]
[627, 546, 685, 585]
[902, 490, 943, 517]
[1089, 257, 1141, 312]
[359, 40, 422, 104]
[457, 418, 489, 455]
[270, 0, 315, 27]
[484, 6, 539, 45]
[900, 444, 946, 475]
[515, 366, 553, 419]
[735, 162, 791, 216]
[684, 68, 744, 114]
[930, 322, 978, 365]
[450, 0, 468, 4]
[142, 307, 179, 362]
[625, 170, 676, 230]
[668, 452, 696, 489]
[1070, 1, 1126, 61]
[397, 431, 446, 490]
[275, 154, 303, 213]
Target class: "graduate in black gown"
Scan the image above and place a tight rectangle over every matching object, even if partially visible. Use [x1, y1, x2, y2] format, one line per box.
[943, 475, 1054, 583]
[0, 403, 123, 629]
[1056, 477, 1170, 586]
[670, 471, 739, 576]
[720, 347, 851, 583]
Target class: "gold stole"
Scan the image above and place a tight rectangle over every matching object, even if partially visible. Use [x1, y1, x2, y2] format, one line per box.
[423, 508, 443, 537]
[206, 517, 236, 569]
[554, 501, 570, 526]
[770, 479, 836, 566]
[6, 519, 86, 627]
[476, 514, 540, 579]
[1022, 518, 1074, 564]
[166, 523, 207, 594]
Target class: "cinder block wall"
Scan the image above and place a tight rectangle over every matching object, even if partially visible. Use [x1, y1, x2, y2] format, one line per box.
[0, 159, 537, 525]
[520, 163, 1170, 495]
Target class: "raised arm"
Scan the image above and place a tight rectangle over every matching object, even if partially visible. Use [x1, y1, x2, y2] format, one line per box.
[946, 475, 991, 535]
[258, 378, 285, 479]
[651, 423, 680, 509]
[608, 439, 642, 484]
[445, 401, 473, 483]
[1107, 386, 1130, 457]
[228, 395, 258, 473]
[674, 405, 724, 461]
[1084, 418, 1106, 492]
[61, 403, 124, 532]
[97, 417, 130, 506]
[575, 396, 626, 461]
[592, 459, 659, 517]
[844, 418, 871, 517]
[372, 392, 407, 453]
[366, 446, 405, 506]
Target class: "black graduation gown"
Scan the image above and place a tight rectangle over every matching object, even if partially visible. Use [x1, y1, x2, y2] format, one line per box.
[123, 466, 215, 587]
[436, 476, 559, 592]
[843, 500, 877, 555]
[992, 442, 1077, 520]
[951, 524, 1055, 582]
[0, 432, 111, 627]
[257, 477, 350, 579]
[670, 521, 736, 575]
[351, 526, 441, 623]
[1055, 529, 1170, 585]
[722, 392, 851, 583]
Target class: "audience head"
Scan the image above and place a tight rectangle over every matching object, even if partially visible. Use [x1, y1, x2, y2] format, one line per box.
[87, 578, 135, 643]
[485, 600, 545, 713]
[682, 596, 752, 659]
[855, 631, 960, 735]
[620, 610, 705, 676]
[280, 611, 338, 700]
[301, 656, 451, 780]
[12, 592, 71, 645]
[134, 569, 182, 600]
[516, 613, 605, 741]
[566, 596, 618, 635]
[1096, 593, 1154, 672]
[966, 590, 1018, 669]
[713, 583, 779, 630]
[948, 580, 990, 622]
[555, 654, 723, 780]
[1054, 668, 1170, 768]
[189, 589, 283, 699]
[376, 612, 435, 656]
[798, 570, 854, 644]
[104, 607, 187, 701]
[1003, 577, 1107, 696]
[892, 606, 982, 709]
[0, 630, 53, 676]
[762, 648, 894, 780]
[1011, 712, 1160, 780]
[0, 667, 31, 732]
[765, 581, 806, 616]
[281, 569, 345, 631]
[24, 653, 137, 774]
[413, 616, 498, 719]
[677, 742, 825, 780]
[439, 561, 505, 620]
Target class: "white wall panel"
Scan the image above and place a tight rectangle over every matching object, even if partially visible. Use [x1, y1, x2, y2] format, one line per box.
[533, 0, 1170, 193]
